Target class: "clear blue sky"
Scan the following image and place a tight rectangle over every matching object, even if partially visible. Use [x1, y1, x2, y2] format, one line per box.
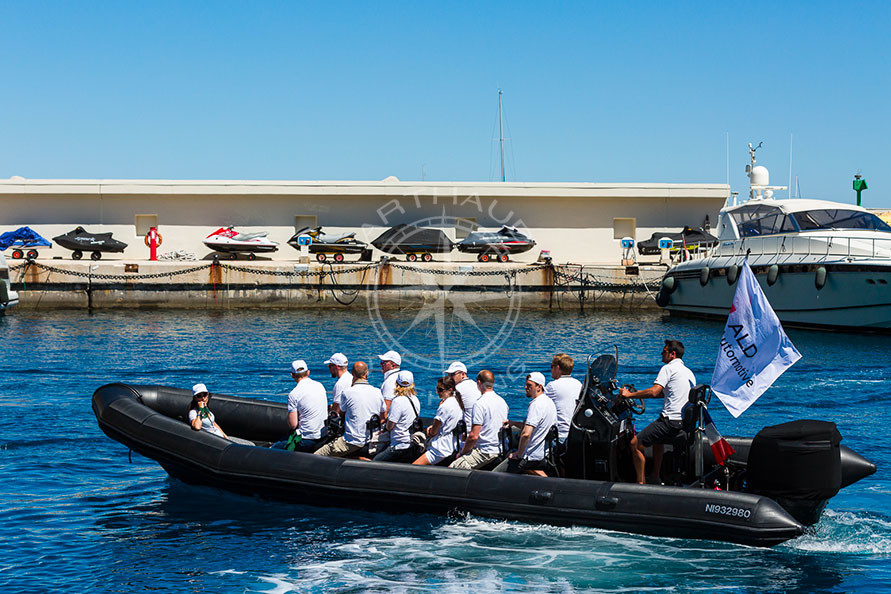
[2, 1, 889, 206]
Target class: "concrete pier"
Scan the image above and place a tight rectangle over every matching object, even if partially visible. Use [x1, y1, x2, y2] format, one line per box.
[8, 258, 665, 310]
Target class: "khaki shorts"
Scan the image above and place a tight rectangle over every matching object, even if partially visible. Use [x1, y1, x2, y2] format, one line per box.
[448, 448, 500, 470]
[314, 436, 362, 457]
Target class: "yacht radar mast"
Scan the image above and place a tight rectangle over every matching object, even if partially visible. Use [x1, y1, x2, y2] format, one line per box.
[745, 142, 787, 201]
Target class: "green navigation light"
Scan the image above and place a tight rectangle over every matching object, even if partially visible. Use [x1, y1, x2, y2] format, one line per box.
[853, 175, 868, 206]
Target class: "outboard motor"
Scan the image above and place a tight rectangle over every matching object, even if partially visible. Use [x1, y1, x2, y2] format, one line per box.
[563, 354, 637, 481]
[746, 419, 843, 525]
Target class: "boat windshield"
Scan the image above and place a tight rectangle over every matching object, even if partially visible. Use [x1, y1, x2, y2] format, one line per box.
[730, 205, 797, 237]
[791, 209, 891, 232]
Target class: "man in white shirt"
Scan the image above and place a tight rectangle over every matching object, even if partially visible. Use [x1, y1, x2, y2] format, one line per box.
[496, 372, 558, 476]
[315, 361, 386, 458]
[620, 339, 696, 485]
[282, 360, 328, 453]
[545, 353, 583, 444]
[326, 352, 352, 415]
[449, 370, 508, 470]
[445, 361, 481, 435]
[377, 350, 402, 411]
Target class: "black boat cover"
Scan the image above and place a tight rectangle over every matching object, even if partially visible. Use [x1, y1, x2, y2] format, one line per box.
[638, 227, 718, 255]
[371, 224, 454, 254]
[53, 226, 128, 252]
[0, 227, 52, 250]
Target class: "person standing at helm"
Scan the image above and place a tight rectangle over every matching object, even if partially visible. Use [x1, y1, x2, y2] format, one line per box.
[620, 339, 696, 485]
[445, 361, 481, 436]
[495, 372, 557, 476]
[277, 360, 328, 453]
[545, 353, 583, 445]
[315, 361, 386, 458]
[377, 350, 402, 413]
[326, 352, 352, 416]
[449, 370, 508, 470]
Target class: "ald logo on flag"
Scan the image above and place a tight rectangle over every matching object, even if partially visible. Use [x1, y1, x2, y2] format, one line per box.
[711, 262, 801, 418]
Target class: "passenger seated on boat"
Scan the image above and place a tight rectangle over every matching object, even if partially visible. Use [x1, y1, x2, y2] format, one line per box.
[272, 360, 328, 452]
[619, 339, 696, 485]
[414, 376, 463, 466]
[378, 350, 402, 413]
[325, 352, 352, 416]
[373, 371, 423, 463]
[314, 361, 386, 458]
[494, 372, 558, 476]
[448, 370, 509, 470]
[188, 383, 253, 445]
[445, 361, 481, 439]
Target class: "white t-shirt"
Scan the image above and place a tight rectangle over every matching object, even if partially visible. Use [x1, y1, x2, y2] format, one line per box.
[471, 391, 509, 455]
[341, 381, 387, 446]
[522, 395, 558, 461]
[544, 375, 583, 442]
[654, 358, 696, 421]
[287, 377, 328, 440]
[332, 372, 353, 406]
[427, 396, 462, 460]
[388, 394, 421, 450]
[188, 409, 224, 437]
[455, 378, 481, 431]
[381, 368, 400, 402]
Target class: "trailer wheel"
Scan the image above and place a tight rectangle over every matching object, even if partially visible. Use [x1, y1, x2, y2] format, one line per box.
[228, 253, 238, 260]
[91, 251, 102, 261]
[476, 254, 484, 262]
[26, 249, 38, 259]
[498, 253, 509, 263]
[479, 253, 490, 263]
[421, 253, 433, 262]
[72, 250, 83, 260]
[334, 253, 345, 263]
[407, 253, 418, 262]
[11, 249, 23, 259]
[247, 253, 257, 261]
[316, 253, 327, 263]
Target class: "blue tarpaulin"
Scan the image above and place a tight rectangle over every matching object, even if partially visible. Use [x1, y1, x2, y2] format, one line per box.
[0, 227, 52, 250]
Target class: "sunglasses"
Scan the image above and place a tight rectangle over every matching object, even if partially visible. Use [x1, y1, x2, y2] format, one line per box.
[196, 393, 209, 399]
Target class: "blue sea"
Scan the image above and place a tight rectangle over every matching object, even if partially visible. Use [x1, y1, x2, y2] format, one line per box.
[1, 307, 889, 593]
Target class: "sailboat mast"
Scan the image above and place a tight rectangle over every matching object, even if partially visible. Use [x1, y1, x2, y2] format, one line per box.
[498, 89, 505, 182]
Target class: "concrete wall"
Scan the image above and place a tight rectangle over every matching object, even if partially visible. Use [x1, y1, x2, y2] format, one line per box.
[0, 179, 729, 264]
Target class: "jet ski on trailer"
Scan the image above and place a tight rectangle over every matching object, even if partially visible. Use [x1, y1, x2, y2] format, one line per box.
[91, 352, 874, 547]
[457, 225, 536, 262]
[53, 226, 128, 260]
[287, 226, 371, 263]
[203, 226, 278, 260]
[371, 224, 454, 262]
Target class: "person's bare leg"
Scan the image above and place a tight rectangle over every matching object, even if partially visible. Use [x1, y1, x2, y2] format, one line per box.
[650, 444, 664, 483]
[630, 435, 646, 484]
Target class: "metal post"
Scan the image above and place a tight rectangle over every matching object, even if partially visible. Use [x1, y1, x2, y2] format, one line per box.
[694, 403, 704, 485]
[498, 90, 505, 183]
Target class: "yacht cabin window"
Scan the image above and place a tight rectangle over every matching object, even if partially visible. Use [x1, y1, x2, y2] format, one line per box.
[730, 205, 796, 237]
[791, 209, 891, 232]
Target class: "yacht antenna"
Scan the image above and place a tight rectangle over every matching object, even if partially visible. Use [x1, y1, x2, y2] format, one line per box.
[498, 89, 505, 182]
[788, 134, 793, 199]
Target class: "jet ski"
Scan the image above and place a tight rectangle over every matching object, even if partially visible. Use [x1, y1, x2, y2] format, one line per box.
[638, 226, 718, 256]
[53, 226, 128, 260]
[371, 224, 455, 262]
[287, 226, 370, 263]
[0, 226, 52, 260]
[457, 225, 536, 262]
[203, 227, 278, 260]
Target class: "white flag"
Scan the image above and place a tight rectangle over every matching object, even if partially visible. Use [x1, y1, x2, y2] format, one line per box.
[711, 261, 802, 417]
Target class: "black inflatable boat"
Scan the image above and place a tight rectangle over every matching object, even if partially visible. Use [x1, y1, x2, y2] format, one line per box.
[91, 357, 874, 547]
[53, 226, 128, 260]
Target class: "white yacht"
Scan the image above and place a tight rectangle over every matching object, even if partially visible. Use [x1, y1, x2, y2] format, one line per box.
[0, 252, 19, 312]
[657, 145, 891, 331]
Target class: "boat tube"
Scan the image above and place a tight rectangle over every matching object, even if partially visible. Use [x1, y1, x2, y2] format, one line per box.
[203, 227, 278, 260]
[53, 226, 128, 261]
[371, 224, 454, 262]
[457, 226, 536, 262]
[91, 356, 874, 547]
[287, 227, 371, 263]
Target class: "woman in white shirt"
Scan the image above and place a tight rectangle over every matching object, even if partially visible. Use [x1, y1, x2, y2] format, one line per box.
[187, 383, 253, 445]
[413, 377, 464, 466]
[373, 371, 422, 463]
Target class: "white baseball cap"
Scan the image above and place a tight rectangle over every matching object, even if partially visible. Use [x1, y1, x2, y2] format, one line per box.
[396, 370, 414, 387]
[377, 350, 402, 366]
[192, 383, 209, 396]
[527, 372, 546, 388]
[290, 360, 309, 374]
[445, 361, 467, 375]
[324, 353, 348, 366]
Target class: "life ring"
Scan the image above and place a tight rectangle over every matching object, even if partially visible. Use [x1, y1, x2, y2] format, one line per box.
[144, 232, 163, 247]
